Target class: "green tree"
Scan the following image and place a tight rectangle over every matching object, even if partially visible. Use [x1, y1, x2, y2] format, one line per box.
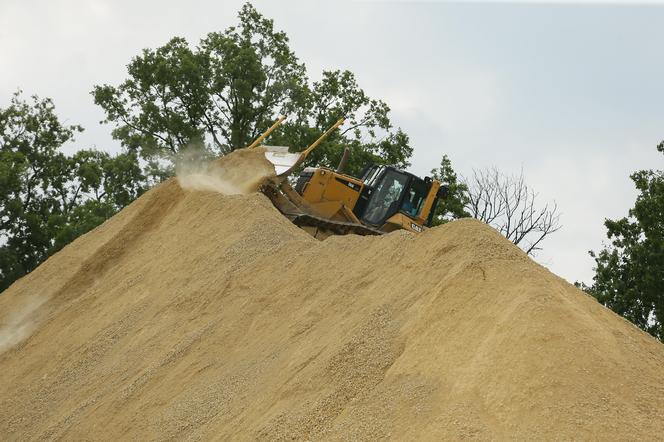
[586, 141, 664, 341]
[429, 154, 469, 225]
[93, 3, 411, 179]
[0, 91, 145, 291]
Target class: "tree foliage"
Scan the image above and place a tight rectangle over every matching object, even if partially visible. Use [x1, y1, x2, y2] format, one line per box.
[93, 3, 411, 179]
[0, 92, 145, 291]
[429, 154, 469, 225]
[586, 141, 664, 341]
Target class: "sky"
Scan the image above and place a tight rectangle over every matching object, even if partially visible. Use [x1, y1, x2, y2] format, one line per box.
[1, 0, 662, 284]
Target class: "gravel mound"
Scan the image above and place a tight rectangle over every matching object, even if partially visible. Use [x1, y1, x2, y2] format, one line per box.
[1, 150, 663, 440]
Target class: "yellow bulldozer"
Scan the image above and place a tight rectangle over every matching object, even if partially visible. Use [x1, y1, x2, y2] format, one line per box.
[253, 116, 448, 239]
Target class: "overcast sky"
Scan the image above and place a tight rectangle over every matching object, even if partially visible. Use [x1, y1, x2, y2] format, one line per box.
[1, 0, 663, 284]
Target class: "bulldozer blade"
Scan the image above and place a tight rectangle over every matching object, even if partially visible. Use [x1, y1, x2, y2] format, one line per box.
[262, 118, 346, 178]
[263, 146, 303, 177]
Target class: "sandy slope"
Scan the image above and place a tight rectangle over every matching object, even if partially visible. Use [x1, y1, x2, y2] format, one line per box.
[1, 152, 663, 440]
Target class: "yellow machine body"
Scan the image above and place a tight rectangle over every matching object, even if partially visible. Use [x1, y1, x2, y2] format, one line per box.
[289, 166, 444, 236]
[252, 115, 446, 238]
[298, 169, 365, 224]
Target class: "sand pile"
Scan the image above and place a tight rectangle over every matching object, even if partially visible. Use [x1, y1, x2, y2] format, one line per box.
[1, 150, 664, 440]
[176, 147, 277, 194]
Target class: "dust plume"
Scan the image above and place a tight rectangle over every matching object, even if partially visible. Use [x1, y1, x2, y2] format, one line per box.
[176, 146, 276, 195]
[0, 295, 46, 354]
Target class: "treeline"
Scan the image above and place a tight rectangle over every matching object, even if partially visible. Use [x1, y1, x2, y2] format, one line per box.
[579, 141, 664, 341]
[1, 4, 413, 291]
[0, 92, 146, 290]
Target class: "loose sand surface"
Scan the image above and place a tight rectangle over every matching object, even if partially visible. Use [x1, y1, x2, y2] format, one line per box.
[1, 149, 663, 440]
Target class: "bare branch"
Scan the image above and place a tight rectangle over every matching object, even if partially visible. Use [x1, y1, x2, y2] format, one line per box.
[462, 167, 562, 256]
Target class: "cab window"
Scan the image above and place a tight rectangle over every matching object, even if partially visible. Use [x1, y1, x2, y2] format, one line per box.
[400, 179, 427, 218]
[362, 170, 409, 225]
[361, 165, 381, 187]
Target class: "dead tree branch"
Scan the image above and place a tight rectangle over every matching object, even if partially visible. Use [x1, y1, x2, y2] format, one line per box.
[462, 167, 561, 255]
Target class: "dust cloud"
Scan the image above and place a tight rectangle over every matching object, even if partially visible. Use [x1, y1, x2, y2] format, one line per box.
[0, 295, 46, 354]
[176, 146, 276, 195]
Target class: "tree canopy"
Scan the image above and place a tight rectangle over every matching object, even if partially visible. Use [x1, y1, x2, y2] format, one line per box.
[1, 3, 425, 292]
[585, 141, 664, 341]
[429, 154, 470, 225]
[93, 3, 411, 179]
[0, 91, 145, 291]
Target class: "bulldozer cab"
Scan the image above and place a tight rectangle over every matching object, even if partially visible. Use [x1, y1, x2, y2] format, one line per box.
[354, 165, 443, 231]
